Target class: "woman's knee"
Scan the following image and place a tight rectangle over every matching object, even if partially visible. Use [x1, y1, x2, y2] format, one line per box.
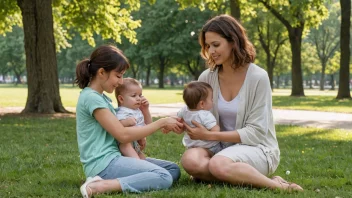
[209, 156, 235, 180]
[181, 148, 210, 175]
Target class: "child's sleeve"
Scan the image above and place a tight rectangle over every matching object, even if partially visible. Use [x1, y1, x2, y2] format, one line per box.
[177, 105, 186, 118]
[116, 108, 130, 120]
[201, 111, 217, 130]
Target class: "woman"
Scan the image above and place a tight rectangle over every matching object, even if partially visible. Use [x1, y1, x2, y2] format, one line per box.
[75, 45, 182, 197]
[181, 14, 303, 191]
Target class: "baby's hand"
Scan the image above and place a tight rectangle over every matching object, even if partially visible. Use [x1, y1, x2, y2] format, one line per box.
[139, 96, 149, 112]
[137, 137, 147, 150]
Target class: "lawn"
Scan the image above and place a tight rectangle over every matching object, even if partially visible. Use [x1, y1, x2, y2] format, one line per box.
[0, 115, 351, 197]
[0, 84, 352, 113]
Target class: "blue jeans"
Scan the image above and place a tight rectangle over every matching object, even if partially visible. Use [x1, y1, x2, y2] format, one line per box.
[97, 156, 181, 193]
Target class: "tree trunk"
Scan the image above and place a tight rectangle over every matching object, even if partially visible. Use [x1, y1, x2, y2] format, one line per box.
[230, 0, 241, 21]
[288, 27, 305, 96]
[14, 73, 22, 85]
[17, 0, 68, 113]
[337, 0, 351, 99]
[309, 75, 313, 89]
[320, 61, 326, 91]
[145, 64, 151, 87]
[267, 55, 274, 91]
[158, 55, 165, 88]
[276, 75, 280, 89]
[330, 74, 335, 90]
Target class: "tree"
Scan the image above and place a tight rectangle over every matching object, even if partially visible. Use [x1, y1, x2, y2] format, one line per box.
[0, 26, 26, 84]
[273, 44, 291, 89]
[247, 8, 288, 90]
[337, 0, 351, 99]
[308, 2, 340, 91]
[326, 51, 341, 90]
[172, 7, 215, 80]
[258, 0, 328, 96]
[0, 0, 140, 113]
[301, 43, 320, 89]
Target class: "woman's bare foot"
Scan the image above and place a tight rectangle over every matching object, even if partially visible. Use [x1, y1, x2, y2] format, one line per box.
[271, 176, 303, 192]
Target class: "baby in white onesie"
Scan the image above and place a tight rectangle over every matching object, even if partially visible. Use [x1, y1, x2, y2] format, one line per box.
[115, 78, 148, 159]
[178, 81, 222, 155]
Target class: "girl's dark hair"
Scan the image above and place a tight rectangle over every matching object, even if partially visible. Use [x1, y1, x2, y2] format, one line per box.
[75, 45, 130, 89]
[183, 81, 212, 109]
[199, 14, 256, 70]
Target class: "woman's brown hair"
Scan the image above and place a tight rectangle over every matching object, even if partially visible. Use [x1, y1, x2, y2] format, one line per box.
[199, 14, 256, 70]
[75, 45, 130, 89]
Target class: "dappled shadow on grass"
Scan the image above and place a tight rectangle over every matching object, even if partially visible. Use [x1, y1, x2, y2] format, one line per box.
[0, 112, 76, 118]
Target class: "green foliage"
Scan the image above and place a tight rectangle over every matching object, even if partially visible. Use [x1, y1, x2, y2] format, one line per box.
[0, 0, 142, 51]
[0, 26, 26, 81]
[56, 34, 108, 81]
[326, 51, 340, 75]
[301, 42, 320, 76]
[120, 0, 215, 82]
[259, 0, 328, 28]
[0, 0, 21, 35]
[56, 0, 141, 47]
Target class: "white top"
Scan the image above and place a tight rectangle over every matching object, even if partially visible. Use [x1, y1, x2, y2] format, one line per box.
[198, 63, 280, 173]
[177, 106, 219, 148]
[218, 92, 239, 148]
[115, 106, 145, 127]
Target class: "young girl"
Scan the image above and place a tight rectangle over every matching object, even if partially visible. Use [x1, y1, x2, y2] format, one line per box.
[75, 45, 182, 197]
[181, 15, 303, 191]
[177, 81, 222, 155]
[115, 78, 148, 159]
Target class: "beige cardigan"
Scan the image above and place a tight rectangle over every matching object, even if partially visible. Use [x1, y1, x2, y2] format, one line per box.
[198, 63, 280, 174]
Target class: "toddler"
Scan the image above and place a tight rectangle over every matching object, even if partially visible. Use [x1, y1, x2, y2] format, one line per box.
[178, 81, 222, 155]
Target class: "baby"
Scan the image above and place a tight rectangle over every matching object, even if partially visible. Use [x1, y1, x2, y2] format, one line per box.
[115, 78, 149, 159]
[178, 81, 222, 155]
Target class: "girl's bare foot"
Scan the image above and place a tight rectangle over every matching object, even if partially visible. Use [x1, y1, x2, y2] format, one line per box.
[80, 176, 103, 198]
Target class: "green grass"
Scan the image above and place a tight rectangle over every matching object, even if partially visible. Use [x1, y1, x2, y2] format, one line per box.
[0, 115, 351, 197]
[0, 84, 184, 107]
[272, 89, 352, 113]
[1, 84, 351, 113]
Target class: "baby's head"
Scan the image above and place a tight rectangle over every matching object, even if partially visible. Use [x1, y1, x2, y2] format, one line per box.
[115, 78, 143, 110]
[183, 81, 213, 111]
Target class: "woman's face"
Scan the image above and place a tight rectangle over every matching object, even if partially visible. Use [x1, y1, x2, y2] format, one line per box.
[102, 70, 124, 93]
[204, 31, 233, 67]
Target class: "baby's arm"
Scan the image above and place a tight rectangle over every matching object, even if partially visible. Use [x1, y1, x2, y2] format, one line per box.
[209, 124, 220, 132]
[119, 117, 137, 127]
[119, 143, 140, 159]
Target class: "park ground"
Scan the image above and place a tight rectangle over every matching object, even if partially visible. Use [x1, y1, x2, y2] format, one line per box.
[0, 85, 351, 197]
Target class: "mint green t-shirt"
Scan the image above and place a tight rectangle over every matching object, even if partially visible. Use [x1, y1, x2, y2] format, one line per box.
[76, 87, 121, 177]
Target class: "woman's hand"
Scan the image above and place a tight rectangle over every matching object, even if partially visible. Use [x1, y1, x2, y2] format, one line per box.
[139, 96, 149, 113]
[137, 137, 147, 151]
[184, 120, 209, 140]
[162, 117, 184, 133]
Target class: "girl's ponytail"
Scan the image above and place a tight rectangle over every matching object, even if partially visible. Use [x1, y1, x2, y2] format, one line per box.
[75, 59, 91, 89]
